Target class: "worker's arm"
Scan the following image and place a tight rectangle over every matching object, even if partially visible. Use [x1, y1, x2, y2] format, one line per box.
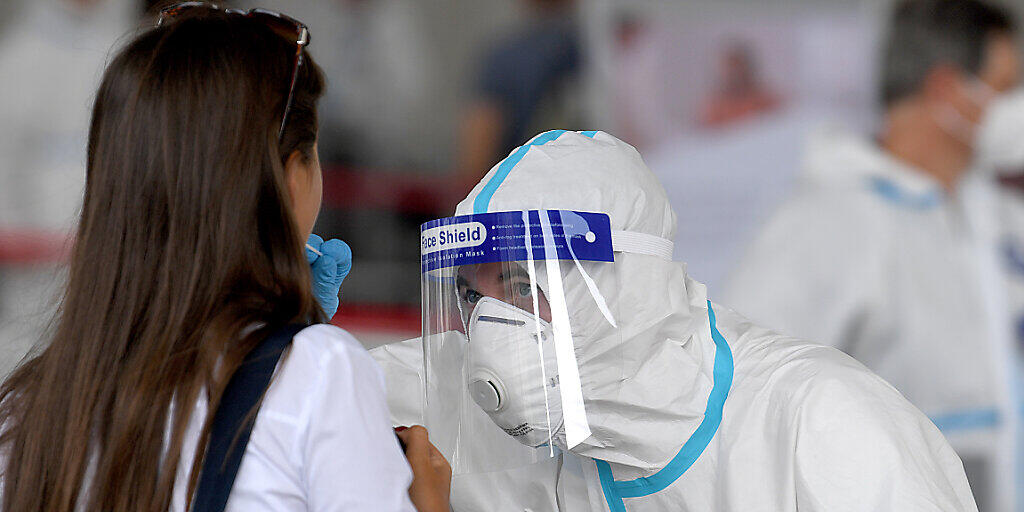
[789, 348, 978, 511]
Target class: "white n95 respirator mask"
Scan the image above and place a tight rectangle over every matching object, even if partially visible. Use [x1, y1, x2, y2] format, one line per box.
[977, 88, 1024, 175]
[466, 296, 564, 448]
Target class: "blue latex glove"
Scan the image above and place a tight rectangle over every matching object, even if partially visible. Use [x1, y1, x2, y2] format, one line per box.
[305, 234, 352, 319]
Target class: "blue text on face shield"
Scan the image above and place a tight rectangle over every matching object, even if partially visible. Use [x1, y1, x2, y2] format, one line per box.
[437, 225, 483, 246]
[421, 222, 487, 253]
[420, 210, 613, 272]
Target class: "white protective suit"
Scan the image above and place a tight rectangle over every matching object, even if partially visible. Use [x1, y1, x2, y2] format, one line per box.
[724, 94, 1024, 511]
[373, 130, 978, 511]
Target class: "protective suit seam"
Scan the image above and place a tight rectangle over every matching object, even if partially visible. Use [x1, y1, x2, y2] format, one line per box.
[867, 176, 942, 211]
[472, 130, 598, 213]
[929, 407, 1000, 432]
[473, 130, 568, 213]
[594, 301, 733, 507]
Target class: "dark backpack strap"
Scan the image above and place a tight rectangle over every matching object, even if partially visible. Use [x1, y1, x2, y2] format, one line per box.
[191, 323, 309, 512]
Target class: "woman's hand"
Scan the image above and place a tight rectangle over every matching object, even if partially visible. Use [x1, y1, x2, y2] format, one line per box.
[396, 426, 452, 512]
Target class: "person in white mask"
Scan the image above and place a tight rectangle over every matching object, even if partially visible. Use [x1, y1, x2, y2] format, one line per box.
[374, 129, 978, 511]
[723, 1, 1024, 510]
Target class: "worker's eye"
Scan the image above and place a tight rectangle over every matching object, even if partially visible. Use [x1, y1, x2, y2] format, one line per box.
[515, 282, 532, 298]
[463, 289, 483, 304]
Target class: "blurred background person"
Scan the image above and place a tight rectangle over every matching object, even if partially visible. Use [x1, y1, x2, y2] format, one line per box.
[248, 0, 437, 169]
[698, 41, 782, 129]
[628, 7, 877, 292]
[456, 0, 582, 183]
[723, 1, 1023, 510]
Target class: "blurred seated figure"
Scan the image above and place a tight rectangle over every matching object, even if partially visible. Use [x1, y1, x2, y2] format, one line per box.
[618, 12, 875, 292]
[724, 1, 1024, 509]
[698, 42, 782, 129]
[457, 0, 581, 182]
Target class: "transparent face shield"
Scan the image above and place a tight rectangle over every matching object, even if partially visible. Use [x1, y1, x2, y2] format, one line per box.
[421, 210, 623, 475]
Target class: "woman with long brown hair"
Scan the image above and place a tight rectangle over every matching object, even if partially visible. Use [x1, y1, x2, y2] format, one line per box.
[0, 4, 449, 511]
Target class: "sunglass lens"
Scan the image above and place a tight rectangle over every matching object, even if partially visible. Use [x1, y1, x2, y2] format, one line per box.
[249, 11, 305, 45]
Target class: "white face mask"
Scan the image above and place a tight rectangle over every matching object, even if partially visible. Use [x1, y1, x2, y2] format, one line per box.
[976, 88, 1024, 175]
[466, 296, 563, 448]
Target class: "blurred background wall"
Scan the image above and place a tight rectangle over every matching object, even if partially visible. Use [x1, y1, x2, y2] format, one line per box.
[1, 0, 1022, 371]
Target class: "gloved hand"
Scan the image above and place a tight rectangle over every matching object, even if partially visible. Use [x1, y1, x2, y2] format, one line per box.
[305, 234, 352, 320]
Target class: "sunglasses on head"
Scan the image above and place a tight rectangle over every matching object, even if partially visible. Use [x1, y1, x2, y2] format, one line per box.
[156, 2, 311, 142]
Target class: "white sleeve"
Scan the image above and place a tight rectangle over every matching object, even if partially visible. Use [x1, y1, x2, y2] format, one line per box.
[299, 327, 416, 512]
[791, 350, 978, 511]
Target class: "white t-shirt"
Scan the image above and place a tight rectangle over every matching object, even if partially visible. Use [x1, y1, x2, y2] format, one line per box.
[170, 324, 416, 511]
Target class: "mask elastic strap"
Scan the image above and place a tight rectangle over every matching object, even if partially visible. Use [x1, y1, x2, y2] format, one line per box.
[611, 230, 675, 260]
[966, 78, 997, 107]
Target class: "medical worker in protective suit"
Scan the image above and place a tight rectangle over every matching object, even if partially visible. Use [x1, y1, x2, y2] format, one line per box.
[373, 129, 977, 511]
[724, 1, 1024, 510]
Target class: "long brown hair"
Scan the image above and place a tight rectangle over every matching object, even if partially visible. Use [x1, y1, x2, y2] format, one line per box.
[0, 9, 326, 511]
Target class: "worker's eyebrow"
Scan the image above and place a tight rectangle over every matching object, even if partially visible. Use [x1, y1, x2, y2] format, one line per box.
[498, 266, 530, 282]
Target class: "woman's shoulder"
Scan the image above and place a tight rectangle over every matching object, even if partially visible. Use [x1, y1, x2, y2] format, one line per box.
[259, 324, 386, 425]
[225, 327, 414, 510]
[288, 324, 383, 379]
[292, 323, 368, 356]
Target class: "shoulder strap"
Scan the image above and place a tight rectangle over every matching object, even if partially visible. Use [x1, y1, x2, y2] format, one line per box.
[191, 323, 309, 512]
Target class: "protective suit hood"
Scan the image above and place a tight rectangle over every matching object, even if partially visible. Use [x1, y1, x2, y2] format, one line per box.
[455, 130, 714, 472]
